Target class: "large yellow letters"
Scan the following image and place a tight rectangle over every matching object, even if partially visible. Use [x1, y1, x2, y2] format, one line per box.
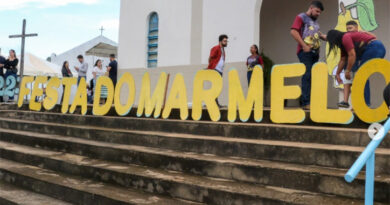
[352, 59, 390, 123]
[137, 72, 168, 118]
[310, 63, 354, 124]
[61, 77, 77, 114]
[270, 64, 305, 123]
[69, 77, 87, 115]
[192, 70, 223, 121]
[162, 73, 188, 120]
[17, 76, 34, 108]
[43, 77, 61, 111]
[21, 58, 390, 125]
[29, 76, 47, 111]
[93, 76, 114, 116]
[228, 66, 263, 122]
[114, 73, 136, 116]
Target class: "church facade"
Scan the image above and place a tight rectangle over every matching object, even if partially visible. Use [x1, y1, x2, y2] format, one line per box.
[118, 0, 390, 107]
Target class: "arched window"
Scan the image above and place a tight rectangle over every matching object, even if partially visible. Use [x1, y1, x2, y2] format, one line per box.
[147, 12, 159, 68]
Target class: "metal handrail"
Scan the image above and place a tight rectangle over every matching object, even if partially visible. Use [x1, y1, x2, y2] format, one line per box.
[345, 118, 390, 205]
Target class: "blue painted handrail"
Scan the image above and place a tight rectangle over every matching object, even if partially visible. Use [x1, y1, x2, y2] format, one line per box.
[345, 118, 390, 205]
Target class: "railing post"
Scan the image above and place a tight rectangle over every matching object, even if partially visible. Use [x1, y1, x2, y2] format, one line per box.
[365, 153, 375, 205]
[345, 118, 390, 204]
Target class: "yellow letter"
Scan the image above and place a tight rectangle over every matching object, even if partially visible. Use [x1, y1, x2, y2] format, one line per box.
[310, 63, 354, 124]
[69, 77, 87, 115]
[192, 70, 223, 121]
[61, 77, 77, 114]
[162, 73, 188, 120]
[18, 76, 34, 108]
[352, 59, 390, 123]
[43, 77, 61, 111]
[29, 76, 48, 111]
[228, 66, 263, 122]
[270, 64, 305, 123]
[137, 72, 168, 118]
[114, 73, 136, 116]
[92, 76, 114, 116]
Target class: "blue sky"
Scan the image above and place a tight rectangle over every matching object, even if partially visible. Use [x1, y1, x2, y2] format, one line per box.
[0, 0, 120, 59]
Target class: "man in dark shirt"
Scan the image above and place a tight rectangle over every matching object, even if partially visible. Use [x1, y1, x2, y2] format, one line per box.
[107, 54, 118, 85]
[0, 54, 5, 77]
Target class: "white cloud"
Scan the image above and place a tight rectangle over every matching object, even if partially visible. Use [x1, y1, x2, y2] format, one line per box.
[0, 0, 99, 10]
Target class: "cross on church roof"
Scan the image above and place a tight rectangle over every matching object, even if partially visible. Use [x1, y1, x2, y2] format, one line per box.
[9, 19, 38, 77]
[100, 26, 105, 36]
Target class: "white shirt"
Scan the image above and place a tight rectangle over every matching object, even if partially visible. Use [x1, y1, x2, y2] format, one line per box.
[215, 48, 225, 73]
[92, 66, 107, 79]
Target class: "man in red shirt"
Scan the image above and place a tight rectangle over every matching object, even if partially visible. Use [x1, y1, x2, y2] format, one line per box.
[328, 29, 385, 108]
[208, 34, 228, 76]
[290, 1, 326, 109]
[344, 20, 375, 107]
[207, 34, 228, 107]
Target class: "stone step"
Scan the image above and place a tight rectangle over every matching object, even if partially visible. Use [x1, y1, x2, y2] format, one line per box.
[0, 141, 375, 204]
[0, 111, 387, 149]
[0, 117, 384, 169]
[0, 158, 200, 205]
[0, 124, 389, 174]
[1, 128, 390, 202]
[7, 104, 370, 128]
[0, 181, 72, 205]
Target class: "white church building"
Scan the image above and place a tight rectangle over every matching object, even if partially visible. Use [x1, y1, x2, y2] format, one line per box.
[118, 0, 390, 107]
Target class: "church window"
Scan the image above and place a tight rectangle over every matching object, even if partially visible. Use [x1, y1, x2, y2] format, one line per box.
[147, 12, 159, 68]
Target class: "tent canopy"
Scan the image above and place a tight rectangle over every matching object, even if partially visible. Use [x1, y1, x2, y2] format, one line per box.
[18, 53, 62, 77]
[85, 42, 117, 58]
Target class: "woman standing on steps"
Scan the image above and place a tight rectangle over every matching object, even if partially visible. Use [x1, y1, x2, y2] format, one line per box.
[92, 59, 108, 104]
[61, 61, 73, 103]
[61, 61, 73, 78]
[246, 44, 264, 85]
[4, 50, 19, 102]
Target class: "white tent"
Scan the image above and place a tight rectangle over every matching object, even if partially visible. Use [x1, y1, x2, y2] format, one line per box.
[18, 53, 62, 77]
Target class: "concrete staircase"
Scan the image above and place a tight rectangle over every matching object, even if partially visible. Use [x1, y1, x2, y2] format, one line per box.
[0, 107, 389, 204]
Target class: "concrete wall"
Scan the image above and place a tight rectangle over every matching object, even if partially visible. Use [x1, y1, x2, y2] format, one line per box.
[118, 0, 193, 69]
[201, 0, 258, 65]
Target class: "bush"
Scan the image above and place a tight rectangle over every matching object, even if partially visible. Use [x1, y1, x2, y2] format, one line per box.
[260, 52, 274, 90]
